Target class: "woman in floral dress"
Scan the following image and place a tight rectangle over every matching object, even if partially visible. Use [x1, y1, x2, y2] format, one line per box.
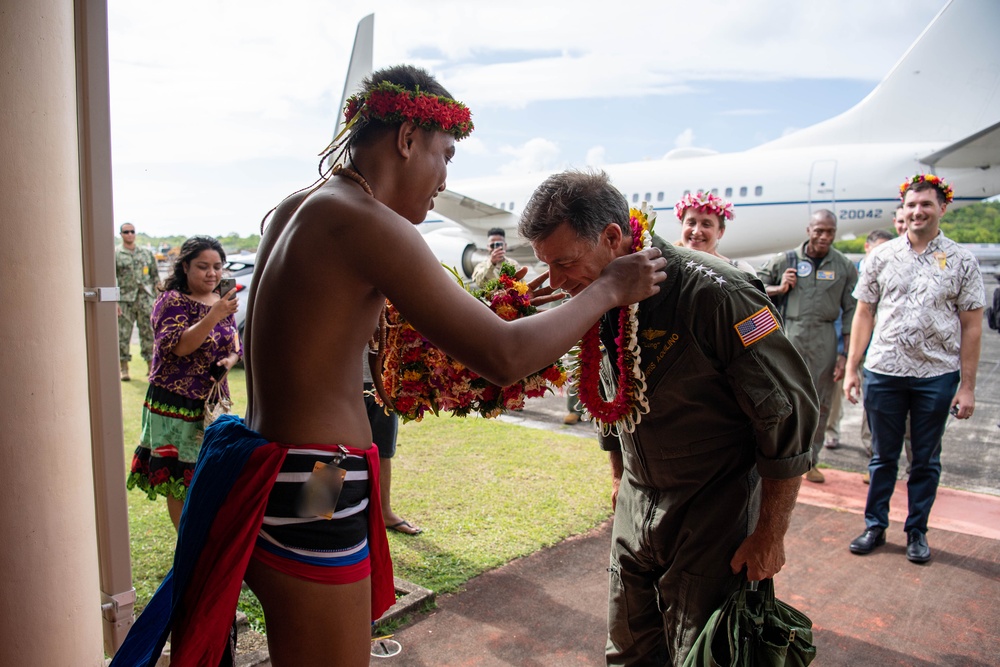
[127, 235, 241, 529]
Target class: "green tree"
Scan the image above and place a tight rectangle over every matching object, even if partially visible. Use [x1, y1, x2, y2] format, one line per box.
[940, 201, 1000, 242]
[834, 200, 1000, 252]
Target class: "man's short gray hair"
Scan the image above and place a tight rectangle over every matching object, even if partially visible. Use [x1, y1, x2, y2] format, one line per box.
[518, 170, 630, 244]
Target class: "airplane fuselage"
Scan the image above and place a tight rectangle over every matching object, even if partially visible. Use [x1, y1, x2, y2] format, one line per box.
[445, 142, 1000, 261]
[389, 1, 1000, 277]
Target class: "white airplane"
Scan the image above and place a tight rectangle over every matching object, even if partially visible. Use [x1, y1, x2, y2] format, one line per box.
[337, 0, 1000, 278]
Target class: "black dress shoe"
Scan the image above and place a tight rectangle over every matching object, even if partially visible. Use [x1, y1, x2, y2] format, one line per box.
[907, 530, 931, 563]
[849, 527, 886, 554]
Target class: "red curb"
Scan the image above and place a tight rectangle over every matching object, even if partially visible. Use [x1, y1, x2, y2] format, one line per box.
[796, 468, 1000, 540]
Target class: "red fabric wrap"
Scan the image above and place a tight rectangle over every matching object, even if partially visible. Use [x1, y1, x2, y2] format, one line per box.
[247, 443, 396, 617]
[169, 442, 395, 666]
[171, 443, 287, 666]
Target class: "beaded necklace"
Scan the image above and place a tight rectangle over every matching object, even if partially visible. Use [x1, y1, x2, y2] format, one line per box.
[332, 164, 374, 197]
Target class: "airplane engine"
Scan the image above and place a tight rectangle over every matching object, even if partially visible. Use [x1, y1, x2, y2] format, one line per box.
[420, 224, 479, 280]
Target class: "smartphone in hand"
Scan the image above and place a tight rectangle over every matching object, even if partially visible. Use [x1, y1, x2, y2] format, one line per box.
[215, 277, 237, 299]
[210, 362, 229, 382]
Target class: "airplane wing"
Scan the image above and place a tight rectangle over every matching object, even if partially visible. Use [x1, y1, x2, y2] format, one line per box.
[434, 189, 517, 238]
[433, 189, 542, 271]
[919, 120, 1000, 169]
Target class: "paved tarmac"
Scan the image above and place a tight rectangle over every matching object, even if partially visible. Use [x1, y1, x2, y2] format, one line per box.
[376, 303, 1000, 666]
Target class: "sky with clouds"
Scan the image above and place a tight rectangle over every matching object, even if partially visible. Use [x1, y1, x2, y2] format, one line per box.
[107, 0, 948, 238]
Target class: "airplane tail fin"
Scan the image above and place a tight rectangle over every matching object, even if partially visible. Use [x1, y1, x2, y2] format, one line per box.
[757, 0, 1000, 150]
[322, 14, 374, 170]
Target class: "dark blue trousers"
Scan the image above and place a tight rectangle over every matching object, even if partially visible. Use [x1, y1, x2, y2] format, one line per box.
[862, 369, 959, 534]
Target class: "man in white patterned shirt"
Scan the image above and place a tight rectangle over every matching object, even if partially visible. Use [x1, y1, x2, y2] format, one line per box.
[844, 175, 984, 564]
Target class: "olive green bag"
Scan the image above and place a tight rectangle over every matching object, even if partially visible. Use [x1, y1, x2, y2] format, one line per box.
[683, 578, 816, 667]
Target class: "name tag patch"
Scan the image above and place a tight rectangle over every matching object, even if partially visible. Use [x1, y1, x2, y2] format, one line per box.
[817, 270, 836, 280]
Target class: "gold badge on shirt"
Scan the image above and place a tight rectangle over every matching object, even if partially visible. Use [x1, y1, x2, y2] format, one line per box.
[640, 328, 668, 343]
[933, 251, 947, 269]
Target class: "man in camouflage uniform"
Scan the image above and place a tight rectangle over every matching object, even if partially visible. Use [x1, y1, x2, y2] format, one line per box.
[471, 227, 520, 288]
[115, 223, 159, 380]
[519, 170, 817, 666]
[758, 210, 857, 484]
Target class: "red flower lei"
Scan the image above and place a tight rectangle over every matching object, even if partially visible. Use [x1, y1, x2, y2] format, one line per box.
[375, 264, 566, 422]
[344, 81, 474, 139]
[572, 207, 654, 433]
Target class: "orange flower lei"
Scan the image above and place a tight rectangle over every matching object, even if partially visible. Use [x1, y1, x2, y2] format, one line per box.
[899, 173, 953, 204]
[571, 205, 654, 435]
[377, 264, 566, 422]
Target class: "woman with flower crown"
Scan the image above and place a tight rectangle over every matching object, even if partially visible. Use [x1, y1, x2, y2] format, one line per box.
[110, 66, 666, 667]
[675, 191, 757, 274]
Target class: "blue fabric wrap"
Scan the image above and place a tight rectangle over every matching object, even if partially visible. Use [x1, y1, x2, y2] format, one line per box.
[111, 414, 268, 666]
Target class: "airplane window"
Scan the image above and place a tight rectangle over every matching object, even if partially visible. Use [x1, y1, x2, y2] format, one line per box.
[710, 188, 718, 195]
[683, 189, 690, 196]
[755, 186, 763, 196]
[632, 193, 639, 203]
[739, 187, 747, 197]
[509, 202, 514, 210]
[644, 192, 651, 202]
[725, 187, 733, 197]
[657, 192, 664, 202]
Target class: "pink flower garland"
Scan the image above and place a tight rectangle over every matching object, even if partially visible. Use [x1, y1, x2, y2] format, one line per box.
[674, 191, 734, 222]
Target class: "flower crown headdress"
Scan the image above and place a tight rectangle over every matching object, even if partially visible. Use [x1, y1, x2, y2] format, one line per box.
[899, 174, 953, 204]
[674, 191, 735, 222]
[321, 81, 474, 159]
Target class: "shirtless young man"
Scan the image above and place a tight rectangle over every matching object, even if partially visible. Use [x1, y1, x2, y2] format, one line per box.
[109, 66, 661, 667]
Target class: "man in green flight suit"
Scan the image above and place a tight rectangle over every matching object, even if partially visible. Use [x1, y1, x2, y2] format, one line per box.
[758, 210, 857, 483]
[115, 223, 159, 380]
[519, 170, 818, 667]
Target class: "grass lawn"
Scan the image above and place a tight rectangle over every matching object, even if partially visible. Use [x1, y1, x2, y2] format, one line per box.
[120, 345, 611, 630]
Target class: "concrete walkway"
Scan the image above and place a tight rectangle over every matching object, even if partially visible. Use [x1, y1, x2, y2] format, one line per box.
[373, 303, 1000, 665]
[380, 469, 1000, 666]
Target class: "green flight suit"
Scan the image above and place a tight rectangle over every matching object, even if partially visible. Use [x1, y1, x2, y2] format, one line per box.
[599, 239, 817, 666]
[115, 245, 159, 363]
[758, 243, 858, 465]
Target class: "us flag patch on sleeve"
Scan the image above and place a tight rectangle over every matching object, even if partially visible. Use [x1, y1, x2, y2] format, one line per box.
[734, 307, 780, 347]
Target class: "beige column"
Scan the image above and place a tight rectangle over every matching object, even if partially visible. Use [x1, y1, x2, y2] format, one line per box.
[0, 0, 106, 664]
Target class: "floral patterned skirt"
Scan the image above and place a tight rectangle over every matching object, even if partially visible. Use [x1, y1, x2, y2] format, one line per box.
[127, 384, 205, 501]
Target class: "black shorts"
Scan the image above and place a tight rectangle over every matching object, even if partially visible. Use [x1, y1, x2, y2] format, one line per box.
[364, 382, 398, 458]
[255, 444, 372, 581]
